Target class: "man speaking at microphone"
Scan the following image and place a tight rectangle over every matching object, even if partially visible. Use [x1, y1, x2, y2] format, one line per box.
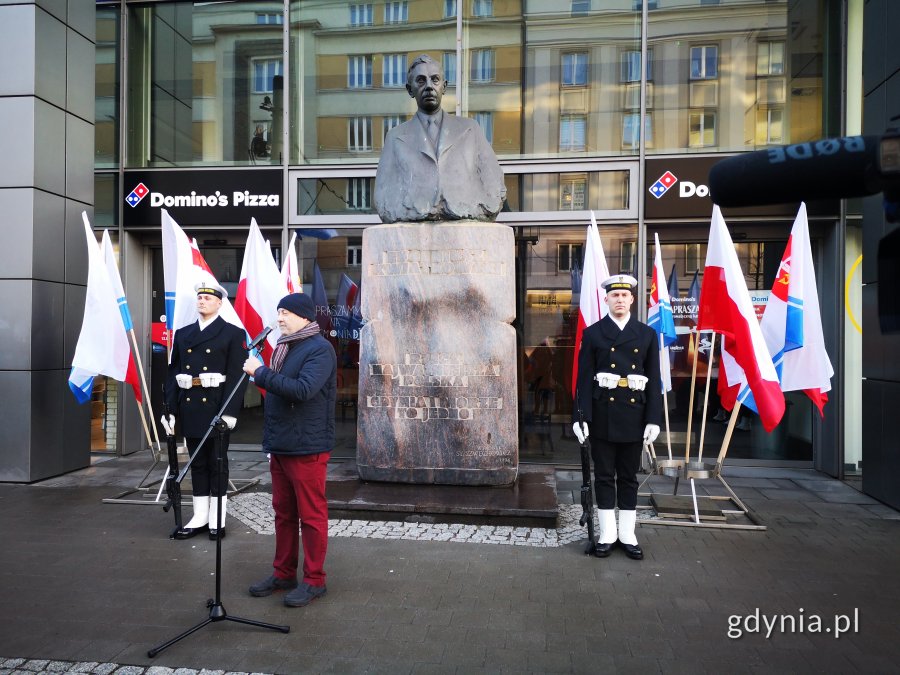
[572, 275, 662, 560]
[243, 293, 336, 608]
[163, 280, 248, 540]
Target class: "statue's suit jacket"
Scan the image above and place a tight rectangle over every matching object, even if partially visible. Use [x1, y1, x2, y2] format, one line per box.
[374, 113, 505, 222]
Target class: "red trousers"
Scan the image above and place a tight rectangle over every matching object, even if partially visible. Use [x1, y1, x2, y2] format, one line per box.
[270, 452, 330, 586]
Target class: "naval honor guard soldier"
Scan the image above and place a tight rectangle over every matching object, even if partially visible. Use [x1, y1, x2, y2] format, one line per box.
[572, 274, 662, 560]
[162, 281, 248, 540]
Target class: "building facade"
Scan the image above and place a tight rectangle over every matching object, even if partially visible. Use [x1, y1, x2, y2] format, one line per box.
[3, 0, 880, 503]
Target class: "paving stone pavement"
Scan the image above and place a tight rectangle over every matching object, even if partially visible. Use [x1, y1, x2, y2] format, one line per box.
[1, 453, 899, 673]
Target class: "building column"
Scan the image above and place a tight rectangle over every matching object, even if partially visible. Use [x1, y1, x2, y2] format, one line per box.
[0, 2, 96, 481]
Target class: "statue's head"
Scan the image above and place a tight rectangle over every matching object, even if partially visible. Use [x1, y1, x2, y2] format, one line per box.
[406, 54, 446, 115]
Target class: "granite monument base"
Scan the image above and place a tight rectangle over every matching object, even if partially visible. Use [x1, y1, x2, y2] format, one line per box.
[357, 221, 518, 486]
[328, 461, 557, 528]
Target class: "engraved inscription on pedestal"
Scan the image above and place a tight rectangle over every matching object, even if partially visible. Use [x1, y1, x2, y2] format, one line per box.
[357, 222, 518, 486]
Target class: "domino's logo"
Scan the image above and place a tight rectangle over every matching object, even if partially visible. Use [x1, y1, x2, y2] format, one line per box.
[126, 183, 149, 207]
[648, 171, 677, 199]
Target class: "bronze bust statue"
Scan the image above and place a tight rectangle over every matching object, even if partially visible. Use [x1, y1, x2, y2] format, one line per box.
[374, 54, 506, 223]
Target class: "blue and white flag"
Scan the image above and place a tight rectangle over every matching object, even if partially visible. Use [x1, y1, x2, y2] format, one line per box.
[68, 215, 135, 404]
[648, 233, 677, 391]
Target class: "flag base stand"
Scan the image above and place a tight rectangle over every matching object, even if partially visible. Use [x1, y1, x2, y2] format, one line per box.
[102, 475, 259, 505]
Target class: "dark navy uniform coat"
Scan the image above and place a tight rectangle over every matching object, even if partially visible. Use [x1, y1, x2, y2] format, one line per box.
[165, 317, 248, 438]
[574, 314, 663, 443]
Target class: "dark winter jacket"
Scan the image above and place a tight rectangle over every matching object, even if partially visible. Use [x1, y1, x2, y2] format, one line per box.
[252, 334, 337, 456]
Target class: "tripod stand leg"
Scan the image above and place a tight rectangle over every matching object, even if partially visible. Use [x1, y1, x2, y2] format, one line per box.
[225, 615, 290, 633]
[147, 617, 213, 657]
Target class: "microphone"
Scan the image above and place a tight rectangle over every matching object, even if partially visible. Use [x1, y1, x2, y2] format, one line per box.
[708, 135, 884, 207]
[247, 321, 277, 351]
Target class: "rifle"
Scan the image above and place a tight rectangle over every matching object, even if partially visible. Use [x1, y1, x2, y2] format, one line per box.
[161, 399, 183, 538]
[576, 402, 600, 557]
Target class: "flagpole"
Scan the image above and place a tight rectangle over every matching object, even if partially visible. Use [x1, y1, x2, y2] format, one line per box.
[715, 399, 742, 469]
[658, 332, 673, 460]
[684, 328, 700, 463]
[128, 328, 161, 453]
[696, 333, 716, 463]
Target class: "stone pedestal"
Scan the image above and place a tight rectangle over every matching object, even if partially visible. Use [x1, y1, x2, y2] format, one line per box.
[357, 222, 518, 486]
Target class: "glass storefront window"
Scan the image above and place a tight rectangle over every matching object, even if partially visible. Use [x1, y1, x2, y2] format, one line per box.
[517, 223, 637, 463]
[647, 0, 829, 153]
[95, 5, 120, 168]
[126, 1, 286, 168]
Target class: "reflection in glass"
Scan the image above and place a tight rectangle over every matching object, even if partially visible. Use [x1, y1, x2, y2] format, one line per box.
[504, 171, 629, 213]
[518, 224, 636, 463]
[95, 6, 119, 168]
[297, 178, 376, 216]
[126, 1, 284, 167]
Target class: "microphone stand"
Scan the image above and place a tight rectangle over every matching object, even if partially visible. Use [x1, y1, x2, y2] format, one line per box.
[149, 330, 288, 658]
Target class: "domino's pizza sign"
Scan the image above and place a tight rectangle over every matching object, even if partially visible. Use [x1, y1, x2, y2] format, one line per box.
[644, 156, 826, 219]
[649, 171, 678, 199]
[126, 183, 149, 207]
[123, 169, 282, 227]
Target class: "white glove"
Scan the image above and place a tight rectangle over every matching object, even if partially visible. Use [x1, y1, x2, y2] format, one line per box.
[160, 415, 175, 436]
[595, 372, 619, 389]
[175, 373, 192, 389]
[643, 424, 660, 444]
[627, 374, 649, 391]
[572, 422, 589, 444]
[199, 372, 224, 388]
[222, 415, 237, 430]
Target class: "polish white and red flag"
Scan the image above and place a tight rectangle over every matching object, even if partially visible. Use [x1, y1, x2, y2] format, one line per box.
[281, 231, 303, 294]
[730, 203, 833, 417]
[570, 211, 610, 398]
[161, 210, 244, 357]
[698, 206, 784, 431]
[234, 218, 283, 366]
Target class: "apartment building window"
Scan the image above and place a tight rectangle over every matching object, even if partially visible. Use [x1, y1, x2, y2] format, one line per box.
[621, 49, 652, 82]
[252, 58, 282, 94]
[571, 0, 590, 16]
[350, 4, 373, 27]
[443, 52, 457, 85]
[473, 112, 493, 143]
[622, 113, 652, 150]
[256, 13, 283, 24]
[559, 174, 587, 211]
[348, 55, 372, 88]
[620, 241, 636, 274]
[757, 42, 785, 76]
[557, 243, 584, 272]
[383, 115, 403, 141]
[690, 45, 718, 80]
[348, 178, 371, 210]
[444, 0, 457, 18]
[757, 108, 784, 144]
[560, 115, 586, 151]
[633, 0, 657, 8]
[348, 116, 372, 152]
[562, 53, 588, 87]
[471, 49, 495, 82]
[689, 111, 716, 147]
[473, 0, 493, 17]
[384, 1, 408, 24]
[347, 241, 363, 266]
[383, 54, 407, 88]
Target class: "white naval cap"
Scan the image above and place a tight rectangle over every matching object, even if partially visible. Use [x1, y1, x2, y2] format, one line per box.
[194, 280, 227, 300]
[601, 274, 638, 293]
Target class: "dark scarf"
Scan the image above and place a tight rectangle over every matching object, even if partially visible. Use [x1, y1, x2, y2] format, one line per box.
[270, 321, 320, 373]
